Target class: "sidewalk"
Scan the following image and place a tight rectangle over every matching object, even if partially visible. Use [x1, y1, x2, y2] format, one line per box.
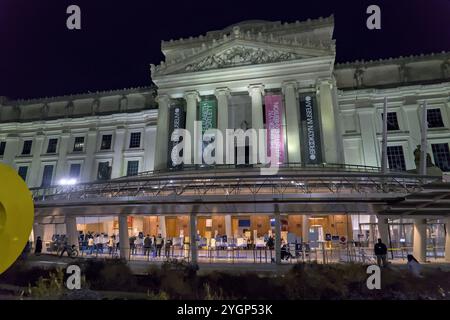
[21, 253, 450, 274]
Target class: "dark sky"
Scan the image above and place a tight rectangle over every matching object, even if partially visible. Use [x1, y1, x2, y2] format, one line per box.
[1, 0, 450, 100]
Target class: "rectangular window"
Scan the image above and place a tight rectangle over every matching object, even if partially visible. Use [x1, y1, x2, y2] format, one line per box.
[100, 134, 112, 150]
[0, 141, 5, 156]
[126, 160, 139, 176]
[382, 112, 400, 131]
[18, 166, 28, 181]
[22, 140, 32, 155]
[427, 109, 444, 128]
[129, 132, 141, 148]
[73, 137, 85, 152]
[432, 143, 450, 172]
[387, 146, 406, 171]
[97, 162, 111, 180]
[41, 165, 54, 187]
[46, 138, 58, 153]
[69, 163, 81, 178]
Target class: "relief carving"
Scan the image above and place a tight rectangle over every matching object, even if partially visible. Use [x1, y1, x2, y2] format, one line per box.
[185, 46, 302, 72]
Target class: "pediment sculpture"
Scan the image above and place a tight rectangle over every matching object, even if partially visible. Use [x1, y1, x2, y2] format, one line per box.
[185, 46, 302, 72]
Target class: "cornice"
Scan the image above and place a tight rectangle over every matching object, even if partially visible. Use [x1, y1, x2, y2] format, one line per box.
[335, 51, 450, 70]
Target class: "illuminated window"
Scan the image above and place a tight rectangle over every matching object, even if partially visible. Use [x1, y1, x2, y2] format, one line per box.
[73, 137, 85, 152]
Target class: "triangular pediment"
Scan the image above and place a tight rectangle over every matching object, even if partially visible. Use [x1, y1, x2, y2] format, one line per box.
[152, 18, 335, 77]
[153, 39, 332, 76]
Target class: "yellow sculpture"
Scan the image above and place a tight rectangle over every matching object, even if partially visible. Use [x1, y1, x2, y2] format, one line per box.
[0, 163, 34, 274]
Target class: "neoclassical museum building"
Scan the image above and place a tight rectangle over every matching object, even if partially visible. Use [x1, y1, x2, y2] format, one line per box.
[1, 16, 450, 264]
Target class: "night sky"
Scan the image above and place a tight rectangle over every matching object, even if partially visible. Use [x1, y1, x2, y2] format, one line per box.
[1, 0, 449, 100]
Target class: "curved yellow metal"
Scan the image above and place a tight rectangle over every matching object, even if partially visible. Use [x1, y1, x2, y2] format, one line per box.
[0, 163, 34, 274]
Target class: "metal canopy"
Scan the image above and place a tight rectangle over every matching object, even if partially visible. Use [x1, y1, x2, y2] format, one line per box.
[30, 164, 445, 217]
[379, 182, 450, 217]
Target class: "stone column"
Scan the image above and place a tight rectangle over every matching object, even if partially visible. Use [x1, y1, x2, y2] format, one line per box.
[154, 95, 170, 170]
[317, 80, 339, 164]
[224, 215, 232, 239]
[302, 215, 310, 243]
[413, 218, 427, 262]
[82, 129, 98, 183]
[2, 135, 19, 165]
[445, 218, 450, 263]
[28, 134, 45, 187]
[143, 125, 156, 172]
[158, 216, 167, 238]
[190, 212, 198, 265]
[55, 132, 71, 181]
[111, 127, 126, 178]
[215, 88, 230, 165]
[282, 82, 301, 164]
[185, 91, 199, 165]
[377, 216, 390, 247]
[356, 108, 379, 167]
[249, 84, 265, 163]
[65, 215, 79, 249]
[119, 214, 130, 259]
[274, 210, 281, 264]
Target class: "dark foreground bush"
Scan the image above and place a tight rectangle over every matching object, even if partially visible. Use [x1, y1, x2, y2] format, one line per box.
[77, 258, 137, 291]
[2, 260, 449, 300]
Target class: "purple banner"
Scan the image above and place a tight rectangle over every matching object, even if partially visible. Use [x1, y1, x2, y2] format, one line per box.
[264, 95, 285, 163]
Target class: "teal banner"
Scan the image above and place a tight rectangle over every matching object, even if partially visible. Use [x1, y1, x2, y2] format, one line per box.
[200, 97, 217, 163]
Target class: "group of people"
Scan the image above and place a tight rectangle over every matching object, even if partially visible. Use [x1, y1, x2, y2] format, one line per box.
[129, 233, 170, 258]
[78, 231, 119, 255]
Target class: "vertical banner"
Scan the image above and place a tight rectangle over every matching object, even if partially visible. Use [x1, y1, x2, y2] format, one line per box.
[200, 97, 217, 162]
[299, 93, 322, 164]
[264, 95, 285, 164]
[168, 103, 186, 169]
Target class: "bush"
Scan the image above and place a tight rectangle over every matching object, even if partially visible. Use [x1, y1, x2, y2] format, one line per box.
[80, 259, 137, 291]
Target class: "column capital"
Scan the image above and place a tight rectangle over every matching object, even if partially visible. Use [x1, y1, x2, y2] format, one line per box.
[156, 94, 171, 105]
[214, 87, 231, 98]
[281, 81, 298, 93]
[315, 78, 334, 89]
[184, 90, 200, 102]
[248, 84, 265, 97]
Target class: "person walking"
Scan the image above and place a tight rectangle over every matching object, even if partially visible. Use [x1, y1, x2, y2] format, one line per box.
[35, 236, 43, 256]
[374, 238, 388, 267]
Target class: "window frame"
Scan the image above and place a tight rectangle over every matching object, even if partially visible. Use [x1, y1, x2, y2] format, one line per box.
[22, 140, 33, 155]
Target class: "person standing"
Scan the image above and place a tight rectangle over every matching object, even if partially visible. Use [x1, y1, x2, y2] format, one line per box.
[155, 233, 164, 257]
[374, 238, 388, 267]
[144, 234, 152, 258]
[35, 236, 43, 256]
